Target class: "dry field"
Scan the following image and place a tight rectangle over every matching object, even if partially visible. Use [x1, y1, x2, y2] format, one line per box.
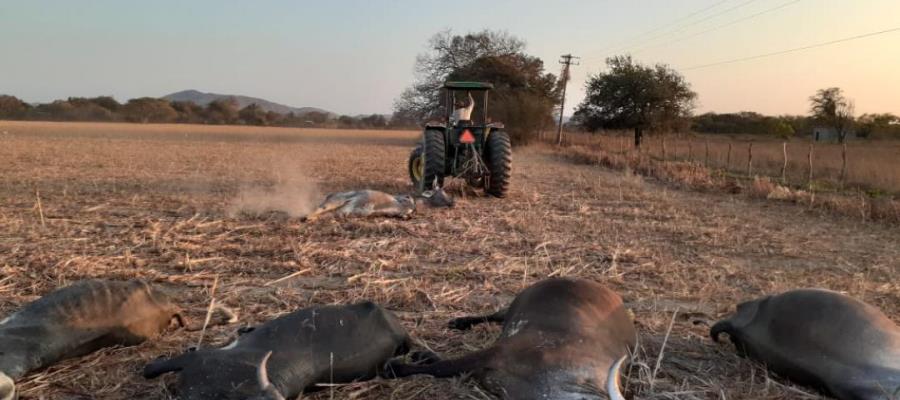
[1, 121, 898, 400]
[564, 132, 900, 195]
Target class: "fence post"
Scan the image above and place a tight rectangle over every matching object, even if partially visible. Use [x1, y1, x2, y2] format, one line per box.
[688, 140, 693, 163]
[840, 142, 848, 186]
[726, 143, 732, 170]
[662, 136, 667, 160]
[781, 142, 787, 182]
[807, 143, 814, 186]
[747, 143, 753, 177]
[704, 140, 710, 167]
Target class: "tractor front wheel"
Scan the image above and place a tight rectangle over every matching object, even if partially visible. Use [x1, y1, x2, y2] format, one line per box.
[484, 130, 511, 198]
[408, 145, 424, 188]
[409, 129, 446, 190]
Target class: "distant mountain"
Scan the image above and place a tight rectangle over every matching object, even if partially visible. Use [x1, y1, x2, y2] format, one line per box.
[161, 90, 330, 116]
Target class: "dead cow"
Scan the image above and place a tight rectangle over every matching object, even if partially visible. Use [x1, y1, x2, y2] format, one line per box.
[143, 301, 411, 400]
[302, 188, 453, 221]
[711, 288, 900, 400]
[382, 278, 637, 400]
[0, 280, 191, 400]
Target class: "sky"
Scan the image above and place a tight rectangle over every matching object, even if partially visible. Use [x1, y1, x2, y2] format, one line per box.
[1, 0, 898, 117]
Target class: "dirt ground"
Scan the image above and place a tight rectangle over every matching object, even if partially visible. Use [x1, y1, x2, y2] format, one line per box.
[1, 121, 898, 399]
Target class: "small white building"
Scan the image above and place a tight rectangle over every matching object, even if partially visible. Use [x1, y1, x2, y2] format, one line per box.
[812, 126, 855, 142]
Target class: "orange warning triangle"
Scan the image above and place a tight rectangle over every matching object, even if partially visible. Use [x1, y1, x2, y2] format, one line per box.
[459, 129, 475, 144]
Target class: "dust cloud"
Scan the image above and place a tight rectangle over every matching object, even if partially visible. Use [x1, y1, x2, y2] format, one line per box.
[226, 158, 322, 218]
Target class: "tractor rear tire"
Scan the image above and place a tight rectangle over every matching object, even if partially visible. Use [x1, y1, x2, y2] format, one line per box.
[421, 129, 446, 190]
[485, 130, 511, 198]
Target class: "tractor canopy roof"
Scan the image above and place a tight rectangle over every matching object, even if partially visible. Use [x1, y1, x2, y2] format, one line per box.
[443, 81, 493, 91]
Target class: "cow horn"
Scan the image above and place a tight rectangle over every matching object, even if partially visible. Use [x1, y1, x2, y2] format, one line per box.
[606, 355, 627, 400]
[257, 351, 285, 400]
[0, 371, 15, 400]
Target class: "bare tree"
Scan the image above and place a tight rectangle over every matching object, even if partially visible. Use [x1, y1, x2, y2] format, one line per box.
[394, 30, 525, 123]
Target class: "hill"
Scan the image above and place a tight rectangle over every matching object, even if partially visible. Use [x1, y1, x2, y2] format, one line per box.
[161, 89, 330, 116]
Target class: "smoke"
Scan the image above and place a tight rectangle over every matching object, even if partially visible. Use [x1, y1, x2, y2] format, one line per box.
[226, 158, 321, 218]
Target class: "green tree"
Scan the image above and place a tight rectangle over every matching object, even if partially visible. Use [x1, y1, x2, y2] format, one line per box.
[394, 30, 526, 122]
[765, 118, 795, 138]
[809, 87, 855, 143]
[447, 54, 559, 144]
[574, 56, 696, 147]
[122, 98, 177, 123]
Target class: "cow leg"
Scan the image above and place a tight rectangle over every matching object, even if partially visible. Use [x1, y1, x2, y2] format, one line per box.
[142, 352, 195, 379]
[301, 199, 350, 222]
[382, 347, 498, 379]
[409, 351, 441, 365]
[448, 309, 506, 331]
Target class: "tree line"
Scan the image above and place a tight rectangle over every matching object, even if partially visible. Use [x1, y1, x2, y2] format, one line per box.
[571, 59, 899, 144]
[0, 95, 411, 129]
[692, 89, 900, 140]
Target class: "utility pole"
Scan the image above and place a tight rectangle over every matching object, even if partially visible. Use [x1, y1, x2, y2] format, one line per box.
[556, 54, 579, 145]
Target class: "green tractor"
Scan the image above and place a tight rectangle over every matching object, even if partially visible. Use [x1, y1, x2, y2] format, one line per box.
[408, 81, 512, 197]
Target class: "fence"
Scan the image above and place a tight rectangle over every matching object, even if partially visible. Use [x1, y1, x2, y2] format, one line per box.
[555, 132, 900, 195]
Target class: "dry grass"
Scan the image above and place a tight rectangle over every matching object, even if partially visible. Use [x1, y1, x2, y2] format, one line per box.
[563, 131, 900, 195]
[1, 121, 898, 399]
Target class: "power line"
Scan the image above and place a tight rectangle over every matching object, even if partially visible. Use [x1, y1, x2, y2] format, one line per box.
[632, 0, 802, 55]
[682, 26, 900, 71]
[557, 54, 580, 146]
[597, 0, 731, 56]
[618, 0, 761, 54]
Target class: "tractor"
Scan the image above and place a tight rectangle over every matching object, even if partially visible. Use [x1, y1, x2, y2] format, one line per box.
[408, 81, 512, 198]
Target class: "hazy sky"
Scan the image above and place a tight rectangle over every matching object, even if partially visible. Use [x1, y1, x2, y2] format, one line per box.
[1, 0, 898, 116]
